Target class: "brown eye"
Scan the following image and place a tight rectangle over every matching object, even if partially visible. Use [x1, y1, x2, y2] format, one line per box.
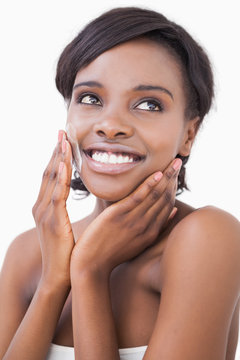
[136, 100, 163, 112]
[78, 94, 101, 105]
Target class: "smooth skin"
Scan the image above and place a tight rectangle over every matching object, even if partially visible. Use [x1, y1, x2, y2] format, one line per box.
[0, 38, 240, 360]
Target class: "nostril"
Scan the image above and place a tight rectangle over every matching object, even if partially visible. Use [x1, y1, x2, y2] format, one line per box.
[97, 130, 127, 138]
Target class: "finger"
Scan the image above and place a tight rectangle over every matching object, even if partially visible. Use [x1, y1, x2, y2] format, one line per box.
[51, 161, 71, 208]
[143, 170, 178, 227]
[118, 158, 181, 219]
[34, 131, 63, 206]
[43, 133, 72, 207]
[134, 158, 181, 218]
[144, 181, 180, 248]
[155, 157, 182, 194]
[114, 170, 164, 214]
[64, 138, 73, 183]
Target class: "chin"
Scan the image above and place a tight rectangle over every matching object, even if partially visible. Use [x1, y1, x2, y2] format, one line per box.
[90, 187, 131, 202]
[82, 178, 138, 203]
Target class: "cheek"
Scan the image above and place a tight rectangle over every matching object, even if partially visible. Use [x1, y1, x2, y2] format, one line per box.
[144, 122, 183, 171]
[67, 107, 90, 138]
[66, 108, 92, 174]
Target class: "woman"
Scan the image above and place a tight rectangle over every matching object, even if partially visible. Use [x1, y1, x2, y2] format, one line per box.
[0, 7, 239, 360]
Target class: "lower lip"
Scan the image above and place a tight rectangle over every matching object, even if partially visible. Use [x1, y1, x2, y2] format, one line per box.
[83, 152, 144, 174]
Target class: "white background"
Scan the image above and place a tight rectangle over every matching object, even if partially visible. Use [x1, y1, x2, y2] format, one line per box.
[0, 0, 239, 357]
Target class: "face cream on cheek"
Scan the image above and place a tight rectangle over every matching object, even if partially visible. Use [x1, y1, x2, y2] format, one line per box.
[65, 122, 82, 174]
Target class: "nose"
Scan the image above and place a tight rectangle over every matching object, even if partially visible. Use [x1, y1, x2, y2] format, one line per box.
[93, 113, 134, 140]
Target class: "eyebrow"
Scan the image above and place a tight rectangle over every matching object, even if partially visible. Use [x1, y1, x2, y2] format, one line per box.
[73, 81, 173, 100]
[133, 85, 173, 100]
[73, 81, 103, 90]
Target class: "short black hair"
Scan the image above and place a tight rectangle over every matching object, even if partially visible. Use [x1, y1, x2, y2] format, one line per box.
[55, 7, 214, 197]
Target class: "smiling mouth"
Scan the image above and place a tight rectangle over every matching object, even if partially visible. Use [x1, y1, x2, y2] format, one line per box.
[84, 149, 143, 164]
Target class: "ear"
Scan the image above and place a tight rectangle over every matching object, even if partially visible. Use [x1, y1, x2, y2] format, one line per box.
[178, 117, 200, 157]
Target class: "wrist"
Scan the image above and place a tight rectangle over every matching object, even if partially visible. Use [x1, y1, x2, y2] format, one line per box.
[39, 274, 71, 293]
[70, 262, 111, 285]
[70, 249, 112, 281]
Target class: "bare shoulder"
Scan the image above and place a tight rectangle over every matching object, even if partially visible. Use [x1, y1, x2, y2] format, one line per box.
[168, 205, 240, 251]
[3, 227, 41, 267]
[0, 227, 42, 300]
[161, 204, 240, 298]
[145, 207, 240, 359]
[0, 218, 86, 300]
[176, 204, 239, 229]
[2, 227, 40, 272]
[164, 205, 240, 272]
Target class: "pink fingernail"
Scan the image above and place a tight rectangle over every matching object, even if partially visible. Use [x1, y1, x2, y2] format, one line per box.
[154, 171, 163, 181]
[169, 207, 178, 219]
[62, 138, 66, 153]
[173, 158, 182, 171]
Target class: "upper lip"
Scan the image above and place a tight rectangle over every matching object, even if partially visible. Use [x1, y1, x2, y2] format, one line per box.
[83, 143, 146, 160]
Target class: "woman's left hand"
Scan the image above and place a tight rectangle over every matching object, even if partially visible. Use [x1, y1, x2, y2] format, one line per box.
[70, 158, 182, 277]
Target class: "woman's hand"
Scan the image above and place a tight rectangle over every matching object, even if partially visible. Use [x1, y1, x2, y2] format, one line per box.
[70, 158, 182, 277]
[32, 130, 74, 286]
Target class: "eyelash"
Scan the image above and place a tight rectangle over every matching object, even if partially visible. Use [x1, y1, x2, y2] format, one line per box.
[75, 93, 164, 112]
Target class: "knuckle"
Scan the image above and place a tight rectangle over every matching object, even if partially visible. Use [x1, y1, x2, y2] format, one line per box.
[135, 222, 146, 235]
[51, 194, 62, 206]
[32, 203, 38, 217]
[49, 170, 58, 181]
[165, 168, 174, 181]
[150, 189, 160, 201]
[147, 230, 156, 243]
[32, 206, 42, 223]
[130, 193, 142, 205]
[42, 168, 50, 180]
[164, 189, 172, 203]
[145, 180, 154, 190]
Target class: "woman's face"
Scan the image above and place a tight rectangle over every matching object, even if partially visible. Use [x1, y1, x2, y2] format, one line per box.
[67, 38, 197, 201]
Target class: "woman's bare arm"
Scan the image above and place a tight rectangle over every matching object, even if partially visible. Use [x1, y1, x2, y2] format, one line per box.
[0, 232, 70, 360]
[70, 159, 181, 359]
[71, 270, 120, 360]
[1, 131, 75, 359]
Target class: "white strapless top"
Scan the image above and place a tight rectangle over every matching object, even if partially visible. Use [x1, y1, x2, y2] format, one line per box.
[46, 343, 148, 360]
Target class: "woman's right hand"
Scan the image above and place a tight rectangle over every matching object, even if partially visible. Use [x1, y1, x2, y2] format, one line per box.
[32, 130, 74, 287]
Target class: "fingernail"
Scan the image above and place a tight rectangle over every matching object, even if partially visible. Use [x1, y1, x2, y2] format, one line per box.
[58, 130, 63, 143]
[154, 171, 163, 182]
[169, 207, 178, 219]
[172, 158, 182, 171]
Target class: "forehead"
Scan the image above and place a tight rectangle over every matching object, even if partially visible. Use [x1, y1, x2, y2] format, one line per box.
[74, 38, 184, 99]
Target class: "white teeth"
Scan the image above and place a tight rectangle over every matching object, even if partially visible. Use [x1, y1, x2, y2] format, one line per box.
[117, 155, 124, 164]
[102, 153, 109, 163]
[91, 151, 135, 164]
[109, 154, 118, 164]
